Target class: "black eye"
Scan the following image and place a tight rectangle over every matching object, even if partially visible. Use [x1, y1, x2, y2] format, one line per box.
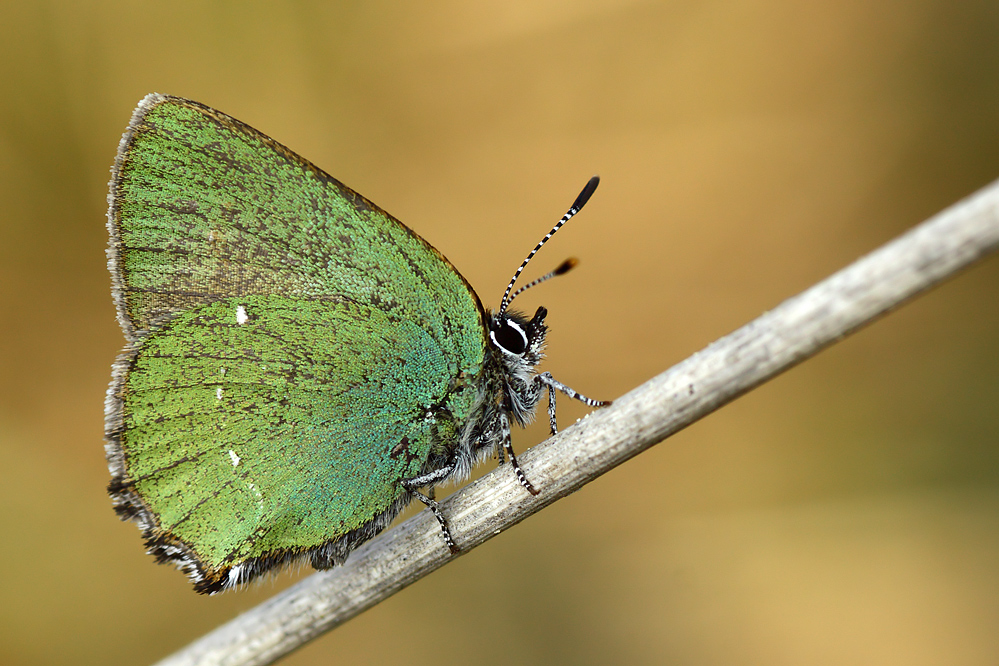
[491, 318, 528, 355]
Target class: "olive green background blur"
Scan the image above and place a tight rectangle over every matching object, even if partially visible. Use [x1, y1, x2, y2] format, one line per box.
[2, 2, 998, 665]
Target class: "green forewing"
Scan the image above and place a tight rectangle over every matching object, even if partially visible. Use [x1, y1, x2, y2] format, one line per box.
[110, 95, 483, 369]
[107, 95, 486, 583]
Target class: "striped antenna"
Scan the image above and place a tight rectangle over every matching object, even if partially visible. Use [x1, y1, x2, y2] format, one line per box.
[498, 176, 599, 315]
[508, 258, 578, 304]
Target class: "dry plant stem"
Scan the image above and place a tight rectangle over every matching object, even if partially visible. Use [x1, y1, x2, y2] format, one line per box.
[157, 178, 999, 666]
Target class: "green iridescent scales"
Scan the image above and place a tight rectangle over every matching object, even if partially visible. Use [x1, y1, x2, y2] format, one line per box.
[106, 94, 486, 592]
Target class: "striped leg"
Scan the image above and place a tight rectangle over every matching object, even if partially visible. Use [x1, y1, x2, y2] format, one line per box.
[493, 431, 506, 465]
[499, 412, 539, 496]
[536, 371, 611, 436]
[402, 459, 459, 554]
[545, 381, 557, 435]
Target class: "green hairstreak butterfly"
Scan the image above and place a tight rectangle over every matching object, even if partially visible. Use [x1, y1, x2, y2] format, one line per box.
[105, 94, 608, 594]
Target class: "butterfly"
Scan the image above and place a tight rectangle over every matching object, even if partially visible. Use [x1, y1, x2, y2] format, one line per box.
[105, 93, 608, 594]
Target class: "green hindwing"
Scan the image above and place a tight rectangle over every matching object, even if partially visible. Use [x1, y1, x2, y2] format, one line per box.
[108, 296, 469, 592]
[105, 95, 486, 593]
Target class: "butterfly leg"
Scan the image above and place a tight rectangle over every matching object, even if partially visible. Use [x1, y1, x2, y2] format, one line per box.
[533, 371, 611, 436]
[500, 412, 539, 496]
[401, 463, 459, 554]
[487, 431, 506, 465]
[537, 372, 611, 416]
[545, 380, 558, 435]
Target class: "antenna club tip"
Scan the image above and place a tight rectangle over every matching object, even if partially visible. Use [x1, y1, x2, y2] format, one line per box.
[571, 176, 600, 212]
[554, 257, 579, 275]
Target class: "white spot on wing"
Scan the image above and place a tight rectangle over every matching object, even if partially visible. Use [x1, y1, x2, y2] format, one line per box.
[216, 387, 223, 400]
[229, 449, 241, 467]
[236, 305, 248, 325]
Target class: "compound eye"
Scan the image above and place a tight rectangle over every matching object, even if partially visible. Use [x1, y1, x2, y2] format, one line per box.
[490, 318, 528, 356]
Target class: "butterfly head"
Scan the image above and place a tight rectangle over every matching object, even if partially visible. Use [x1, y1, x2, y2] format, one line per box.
[484, 175, 599, 403]
[486, 175, 599, 378]
[488, 306, 548, 370]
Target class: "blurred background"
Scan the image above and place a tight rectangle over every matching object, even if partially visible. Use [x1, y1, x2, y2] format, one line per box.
[2, 1, 998, 664]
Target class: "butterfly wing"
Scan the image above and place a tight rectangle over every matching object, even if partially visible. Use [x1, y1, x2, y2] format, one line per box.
[108, 94, 484, 362]
[110, 295, 464, 593]
[106, 95, 485, 592]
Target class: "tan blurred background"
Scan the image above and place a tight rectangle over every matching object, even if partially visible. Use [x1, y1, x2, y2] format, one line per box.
[2, 1, 998, 664]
